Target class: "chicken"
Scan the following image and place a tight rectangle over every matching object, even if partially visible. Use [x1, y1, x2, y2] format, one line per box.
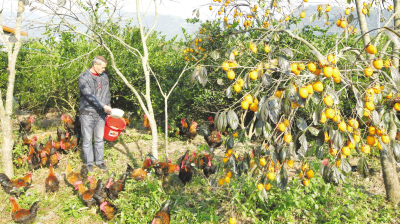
[45, 164, 59, 193]
[203, 157, 216, 178]
[9, 197, 39, 224]
[147, 154, 180, 177]
[49, 143, 60, 168]
[57, 127, 65, 142]
[27, 141, 40, 170]
[19, 116, 34, 134]
[21, 134, 37, 147]
[60, 138, 78, 153]
[186, 121, 198, 144]
[161, 164, 183, 195]
[204, 131, 223, 153]
[39, 136, 53, 155]
[105, 172, 127, 200]
[99, 200, 118, 220]
[65, 161, 88, 187]
[178, 151, 193, 186]
[39, 144, 49, 167]
[144, 114, 151, 133]
[142, 158, 152, 171]
[151, 200, 171, 224]
[208, 116, 217, 132]
[87, 176, 107, 203]
[73, 180, 99, 208]
[13, 156, 27, 168]
[179, 119, 188, 138]
[126, 164, 148, 181]
[0, 172, 32, 197]
[61, 114, 81, 145]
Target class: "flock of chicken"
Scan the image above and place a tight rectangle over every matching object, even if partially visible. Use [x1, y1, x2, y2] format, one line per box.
[0, 115, 224, 223]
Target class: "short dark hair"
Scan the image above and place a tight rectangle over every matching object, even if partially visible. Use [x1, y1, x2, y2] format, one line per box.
[92, 56, 107, 66]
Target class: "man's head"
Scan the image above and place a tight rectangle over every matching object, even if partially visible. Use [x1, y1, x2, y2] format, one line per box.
[91, 56, 107, 74]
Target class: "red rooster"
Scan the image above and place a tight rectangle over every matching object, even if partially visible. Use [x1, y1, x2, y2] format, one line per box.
[19, 116, 34, 134]
[9, 197, 39, 224]
[0, 172, 32, 197]
[100, 200, 118, 220]
[151, 200, 171, 224]
[45, 164, 59, 193]
[144, 114, 151, 133]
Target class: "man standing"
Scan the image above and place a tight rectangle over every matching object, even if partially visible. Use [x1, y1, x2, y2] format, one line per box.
[79, 56, 112, 172]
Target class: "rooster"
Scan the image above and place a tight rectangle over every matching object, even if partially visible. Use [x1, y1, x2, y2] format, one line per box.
[178, 150, 193, 186]
[49, 142, 60, 168]
[87, 176, 107, 203]
[39, 144, 49, 168]
[148, 154, 180, 177]
[21, 134, 37, 147]
[45, 164, 59, 193]
[151, 200, 171, 224]
[105, 172, 127, 200]
[27, 141, 40, 170]
[61, 114, 81, 145]
[0, 172, 32, 197]
[204, 131, 223, 153]
[186, 121, 198, 144]
[144, 114, 151, 133]
[99, 200, 118, 220]
[19, 116, 34, 134]
[60, 138, 78, 153]
[9, 197, 39, 224]
[65, 161, 88, 187]
[179, 119, 188, 138]
[73, 180, 102, 208]
[203, 157, 216, 178]
[161, 167, 183, 195]
[126, 163, 148, 181]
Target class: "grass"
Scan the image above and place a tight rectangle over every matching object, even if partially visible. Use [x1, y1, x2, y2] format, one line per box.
[1, 124, 400, 223]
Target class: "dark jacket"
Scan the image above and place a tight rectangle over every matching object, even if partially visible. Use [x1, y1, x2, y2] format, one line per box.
[79, 69, 111, 114]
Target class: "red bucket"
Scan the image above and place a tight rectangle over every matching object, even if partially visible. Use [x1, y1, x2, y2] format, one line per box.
[104, 116, 126, 141]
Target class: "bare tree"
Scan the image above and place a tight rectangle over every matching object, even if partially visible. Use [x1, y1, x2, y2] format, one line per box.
[0, 0, 26, 177]
[34, 0, 190, 159]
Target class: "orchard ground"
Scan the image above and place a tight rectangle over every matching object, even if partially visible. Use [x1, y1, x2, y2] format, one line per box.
[0, 113, 399, 223]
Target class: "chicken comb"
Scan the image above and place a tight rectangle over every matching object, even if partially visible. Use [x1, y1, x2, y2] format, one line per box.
[100, 201, 108, 212]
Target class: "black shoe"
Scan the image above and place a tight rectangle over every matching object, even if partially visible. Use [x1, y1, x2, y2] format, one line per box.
[97, 163, 108, 171]
[86, 165, 93, 172]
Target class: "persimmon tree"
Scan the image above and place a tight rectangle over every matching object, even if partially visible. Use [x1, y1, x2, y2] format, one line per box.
[0, 0, 27, 177]
[188, 0, 400, 205]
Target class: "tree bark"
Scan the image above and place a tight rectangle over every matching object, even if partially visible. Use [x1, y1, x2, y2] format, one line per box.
[393, 0, 400, 68]
[164, 98, 169, 161]
[379, 141, 400, 205]
[0, 0, 24, 177]
[355, 0, 373, 60]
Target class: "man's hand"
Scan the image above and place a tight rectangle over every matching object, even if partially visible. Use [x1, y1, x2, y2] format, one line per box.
[103, 105, 112, 114]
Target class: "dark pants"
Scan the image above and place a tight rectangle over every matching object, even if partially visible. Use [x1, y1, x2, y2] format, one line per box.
[80, 113, 106, 166]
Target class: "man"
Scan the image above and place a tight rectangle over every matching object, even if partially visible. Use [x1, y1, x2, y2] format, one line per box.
[79, 56, 112, 172]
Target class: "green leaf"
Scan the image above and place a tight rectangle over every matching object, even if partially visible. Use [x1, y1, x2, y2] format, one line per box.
[297, 117, 308, 131]
[308, 127, 319, 136]
[357, 155, 370, 178]
[309, 13, 316, 23]
[227, 110, 239, 130]
[340, 158, 351, 174]
[217, 112, 227, 132]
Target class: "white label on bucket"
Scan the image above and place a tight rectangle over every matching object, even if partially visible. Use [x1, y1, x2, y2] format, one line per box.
[109, 130, 119, 137]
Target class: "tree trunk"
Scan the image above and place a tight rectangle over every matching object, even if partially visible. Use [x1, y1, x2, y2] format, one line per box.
[393, 0, 400, 68]
[0, 1, 24, 177]
[355, 0, 373, 60]
[379, 141, 400, 205]
[164, 98, 169, 161]
[0, 115, 13, 177]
